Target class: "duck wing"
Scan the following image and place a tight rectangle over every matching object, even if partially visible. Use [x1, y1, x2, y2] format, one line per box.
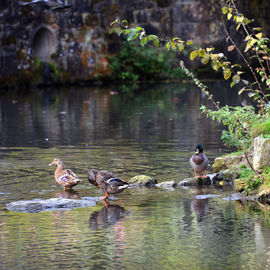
[88, 169, 117, 187]
[106, 177, 129, 187]
[105, 177, 129, 194]
[66, 168, 79, 178]
[57, 169, 81, 183]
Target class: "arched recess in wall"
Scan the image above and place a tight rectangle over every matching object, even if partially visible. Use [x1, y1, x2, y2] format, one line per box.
[32, 26, 56, 62]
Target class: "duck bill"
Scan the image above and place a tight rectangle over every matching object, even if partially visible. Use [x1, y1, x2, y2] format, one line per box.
[49, 162, 54, 166]
[195, 149, 200, 154]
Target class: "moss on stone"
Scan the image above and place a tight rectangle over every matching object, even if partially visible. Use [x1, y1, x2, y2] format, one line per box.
[128, 175, 157, 186]
[212, 157, 226, 172]
[234, 179, 246, 192]
[212, 155, 245, 173]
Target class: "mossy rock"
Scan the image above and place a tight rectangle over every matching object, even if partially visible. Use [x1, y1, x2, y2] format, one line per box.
[212, 155, 245, 173]
[212, 157, 226, 172]
[234, 179, 246, 192]
[179, 176, 211, 186]
[128, 175, 157, 186]
[219, 169, 241, 181]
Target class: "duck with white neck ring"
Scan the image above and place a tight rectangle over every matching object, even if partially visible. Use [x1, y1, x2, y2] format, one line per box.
[189, 144, 209, 178]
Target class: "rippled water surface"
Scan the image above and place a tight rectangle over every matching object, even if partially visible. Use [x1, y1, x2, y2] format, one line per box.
[1, 83, 270, 270]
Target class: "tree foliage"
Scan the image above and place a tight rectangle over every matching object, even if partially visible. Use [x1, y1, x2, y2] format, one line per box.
[107, 41, 185, 83]
[110, 0, 270, 150]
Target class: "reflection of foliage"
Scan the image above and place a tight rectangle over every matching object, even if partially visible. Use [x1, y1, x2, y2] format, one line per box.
[107, 41, 186, 83]
[109, 83, 187, 121]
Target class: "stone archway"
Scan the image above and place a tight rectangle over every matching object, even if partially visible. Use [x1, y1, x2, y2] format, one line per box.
[32, 27, 56, 61]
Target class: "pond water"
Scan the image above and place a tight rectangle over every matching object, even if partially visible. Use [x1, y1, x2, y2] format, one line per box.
[1, 82, 270, 270]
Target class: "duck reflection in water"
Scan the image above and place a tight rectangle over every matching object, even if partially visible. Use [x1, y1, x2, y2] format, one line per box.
[89, 204, 127, 230]
[54, 189, 80, 200]
[191, 189, 209, 222]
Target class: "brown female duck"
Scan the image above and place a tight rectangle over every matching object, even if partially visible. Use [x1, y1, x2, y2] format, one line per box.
[88, 169, 129, 201]
[189, 144, 209, 178]
[49, 158, 82, 190]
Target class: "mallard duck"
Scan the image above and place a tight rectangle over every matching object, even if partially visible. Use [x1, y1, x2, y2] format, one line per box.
[88, 169, 129, 201]
[49, 158, 82, 190]
[189, 144, 209, 178]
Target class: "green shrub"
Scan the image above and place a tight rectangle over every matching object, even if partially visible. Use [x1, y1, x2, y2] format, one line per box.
[240, 168, 263, 193]
[201, 105, 261, 149]
[107, 41, 185, 82]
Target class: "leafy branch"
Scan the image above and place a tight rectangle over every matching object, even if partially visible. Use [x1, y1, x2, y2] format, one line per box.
[221, 1, 270, 107]
[110, 7, 270, 113]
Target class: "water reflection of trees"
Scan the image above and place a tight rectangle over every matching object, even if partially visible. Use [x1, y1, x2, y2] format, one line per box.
[0, 82, 242, 149]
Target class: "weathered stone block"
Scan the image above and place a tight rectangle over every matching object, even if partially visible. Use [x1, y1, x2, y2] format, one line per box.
[253, 137, 270, 172]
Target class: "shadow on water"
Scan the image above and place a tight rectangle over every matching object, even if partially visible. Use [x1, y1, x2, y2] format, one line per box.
[1, 82, 270, 269]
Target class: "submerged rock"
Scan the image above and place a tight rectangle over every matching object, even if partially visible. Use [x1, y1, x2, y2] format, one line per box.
[253, 137, 270, 172]
[179, 176, 211, 186]
[128, 175, 157, 186]
[6, 198, 97, 213]
[222, 193, 246, 201]
[156, 181, 177, 189]
[195, 194, 221, 199]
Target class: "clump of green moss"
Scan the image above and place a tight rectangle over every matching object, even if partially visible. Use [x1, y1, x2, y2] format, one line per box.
[251, 120, 270, 138]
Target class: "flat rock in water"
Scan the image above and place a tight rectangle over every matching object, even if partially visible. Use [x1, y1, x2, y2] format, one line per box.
[6, 198, 97, 213]
[156, 181, 177, 189]
[195, 194, 221, 199]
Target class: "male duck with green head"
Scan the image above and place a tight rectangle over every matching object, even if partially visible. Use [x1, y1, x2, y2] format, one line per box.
[189, 144, 209, 178]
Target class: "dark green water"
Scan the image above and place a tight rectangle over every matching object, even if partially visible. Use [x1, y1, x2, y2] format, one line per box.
[1, 83, 270, 270]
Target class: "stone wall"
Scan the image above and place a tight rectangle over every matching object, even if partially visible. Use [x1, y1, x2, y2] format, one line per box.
[0, 0, 269, 87]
